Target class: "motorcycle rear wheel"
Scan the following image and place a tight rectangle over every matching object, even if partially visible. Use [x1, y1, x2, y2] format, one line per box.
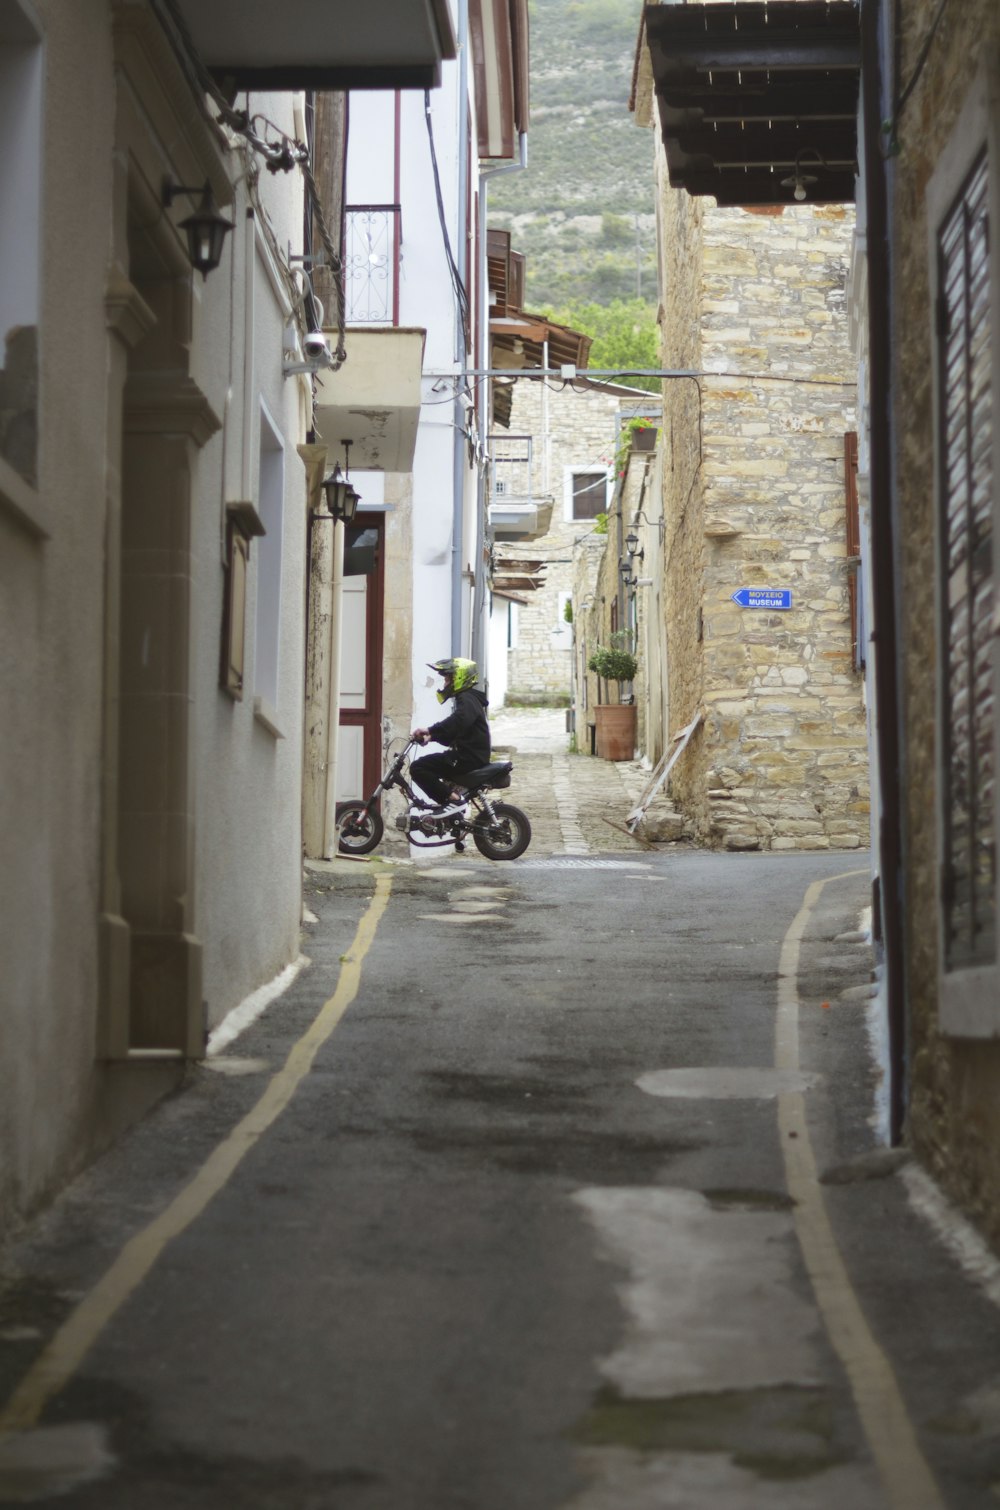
[336, 801, 384, 856]
[472, 801, 531, 861]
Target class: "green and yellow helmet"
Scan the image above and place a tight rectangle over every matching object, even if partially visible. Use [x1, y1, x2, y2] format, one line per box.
[428, 657, 478, 702]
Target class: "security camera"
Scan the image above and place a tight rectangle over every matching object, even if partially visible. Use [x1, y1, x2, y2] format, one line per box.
[304, 330, 330, 359]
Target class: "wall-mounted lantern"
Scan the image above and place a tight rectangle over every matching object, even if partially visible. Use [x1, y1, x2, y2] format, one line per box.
[163, 180, 234, 279]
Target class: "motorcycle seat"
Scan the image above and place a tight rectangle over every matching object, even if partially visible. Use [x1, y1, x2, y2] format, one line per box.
[463, 761, 513, 791]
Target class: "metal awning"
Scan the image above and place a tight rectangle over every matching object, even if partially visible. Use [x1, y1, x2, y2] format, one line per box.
[637, 1, 860, 207]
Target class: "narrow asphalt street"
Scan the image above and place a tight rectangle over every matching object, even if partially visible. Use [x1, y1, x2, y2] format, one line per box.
[2, 711, 1000, 1508]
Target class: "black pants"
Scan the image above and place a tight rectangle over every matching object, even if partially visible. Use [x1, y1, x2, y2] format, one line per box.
[410, 752, 473, 805]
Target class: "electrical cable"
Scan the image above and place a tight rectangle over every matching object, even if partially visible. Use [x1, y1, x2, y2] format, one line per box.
[150, 0, 346, 366]
[896, 0, 952, 114]
[423, 90, 472, 350]
[885, 0, 953, 150]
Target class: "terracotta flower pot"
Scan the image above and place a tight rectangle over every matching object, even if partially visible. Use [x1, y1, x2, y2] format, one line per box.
[595, 703, 637, 760]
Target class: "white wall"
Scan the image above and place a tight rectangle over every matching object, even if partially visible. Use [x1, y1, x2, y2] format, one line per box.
[197, 99, 307, 1028]
[346, 65, 482, 737]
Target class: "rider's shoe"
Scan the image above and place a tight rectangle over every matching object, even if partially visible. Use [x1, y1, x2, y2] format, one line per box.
[432, 799, 467, 820]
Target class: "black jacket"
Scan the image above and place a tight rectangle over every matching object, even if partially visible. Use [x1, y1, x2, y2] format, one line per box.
[428, 689, 491, 768]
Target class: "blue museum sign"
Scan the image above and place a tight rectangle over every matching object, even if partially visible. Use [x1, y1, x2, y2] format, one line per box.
[731, 588, 793, 610]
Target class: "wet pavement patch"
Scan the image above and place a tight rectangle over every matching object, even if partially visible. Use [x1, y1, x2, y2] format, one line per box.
[702, 1188, 796, 1212]
[0, 1423, 115, 1503]
[573, 1384, 845, 1481]
[409, 1125, 704, 1182]
[21, 1376, 383, 1509]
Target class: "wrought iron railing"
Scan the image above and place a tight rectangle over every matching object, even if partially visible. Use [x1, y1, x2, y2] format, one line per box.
[344, 205, 401, 325]
[488, 435, 533, 501]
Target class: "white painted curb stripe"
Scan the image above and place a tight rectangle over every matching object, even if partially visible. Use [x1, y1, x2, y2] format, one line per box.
[902, 1163, 1000, 1313]
[206, 954, 309, 1056]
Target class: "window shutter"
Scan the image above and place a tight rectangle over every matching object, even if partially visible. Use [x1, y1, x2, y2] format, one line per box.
[937, 150, 995, 972]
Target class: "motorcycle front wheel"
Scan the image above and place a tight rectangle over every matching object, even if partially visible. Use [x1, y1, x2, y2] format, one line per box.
[336, 801, 384, 856]
[472, 801, 531, 861]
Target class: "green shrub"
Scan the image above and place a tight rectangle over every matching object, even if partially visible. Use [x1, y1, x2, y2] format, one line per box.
[588, 643, 638, 685]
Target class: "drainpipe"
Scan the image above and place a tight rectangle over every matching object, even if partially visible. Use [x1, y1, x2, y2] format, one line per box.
[861, 0, 907, 1143]
[541, 336, 550, 497]
[241, 208, 256, 503]
[473, 130, 528, 673]
[322, 513, 346, 858]
[451, 0, 471, 658]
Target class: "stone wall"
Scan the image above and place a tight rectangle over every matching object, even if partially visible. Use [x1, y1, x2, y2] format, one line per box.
[497, 378, 657, 703]
[888, 0, 1000, 1245]
[657, 167, 868, 849]
[573, 456, 648, 756]
[658, 167, 710, 828]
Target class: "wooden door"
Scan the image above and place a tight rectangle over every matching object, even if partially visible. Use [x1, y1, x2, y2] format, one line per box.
[338, 514, 385, 801]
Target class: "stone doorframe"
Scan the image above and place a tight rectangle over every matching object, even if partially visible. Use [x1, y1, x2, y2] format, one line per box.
[97, 2, 228, 1059]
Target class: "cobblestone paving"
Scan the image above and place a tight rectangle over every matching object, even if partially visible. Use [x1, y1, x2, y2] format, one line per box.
[490, 707, 651, 858]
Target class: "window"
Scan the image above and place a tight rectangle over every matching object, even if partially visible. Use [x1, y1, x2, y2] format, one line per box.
[254, 403, 285, 714]
[507, 600, 519, 649]
[0, 2, 42, 490]
[930, 72, 999, 1035]
[553, 591, 572, 648]
[222, 527, 250, 699]
[565, 468, 608, 522]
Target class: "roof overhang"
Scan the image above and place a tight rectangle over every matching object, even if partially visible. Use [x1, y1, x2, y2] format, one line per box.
[489, 309, 592, 427]
[171, 0, 458, 90]
[313, 328, 426, 472]
[637, 1, 860, 207]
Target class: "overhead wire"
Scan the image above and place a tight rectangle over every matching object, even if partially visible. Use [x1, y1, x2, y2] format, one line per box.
[423, 89, 472, 351]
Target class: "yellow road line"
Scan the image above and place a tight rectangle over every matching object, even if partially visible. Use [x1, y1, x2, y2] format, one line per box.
[0, 874, 392, 1437]
[777, 871, 943, 1510]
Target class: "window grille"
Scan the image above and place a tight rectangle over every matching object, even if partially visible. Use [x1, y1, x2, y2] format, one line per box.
[937, 150, 995, 972]
[488, 435, 532, 500]
[345, 206, 400, 325]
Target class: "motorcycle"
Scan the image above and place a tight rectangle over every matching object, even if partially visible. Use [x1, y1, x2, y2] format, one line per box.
[335, 740, 532, 861]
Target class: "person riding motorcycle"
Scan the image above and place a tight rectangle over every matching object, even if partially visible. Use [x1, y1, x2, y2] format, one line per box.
[410, 658, 490, 816]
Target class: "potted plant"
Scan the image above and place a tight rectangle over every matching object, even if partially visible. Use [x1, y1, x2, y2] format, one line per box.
[615, 417, 659, 477]
[588, 633, 638, 760]
[627, 416, 658, 452]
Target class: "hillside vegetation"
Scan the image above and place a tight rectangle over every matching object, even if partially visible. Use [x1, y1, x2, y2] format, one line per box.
[489, 0, 658, 308]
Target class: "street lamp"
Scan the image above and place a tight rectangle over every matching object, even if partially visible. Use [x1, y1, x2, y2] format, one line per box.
[163, 180, 234, 279]
[625, 531, 644, 563]
[321, 465, 360, 523]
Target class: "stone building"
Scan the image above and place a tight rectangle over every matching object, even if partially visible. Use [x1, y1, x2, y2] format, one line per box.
[630, 0, 1000, 1254]
[682, 200, 867, 852]
[489, 377, 659, 707]
[867, 0, 1000, 1242]
[581, 185, 870, 850]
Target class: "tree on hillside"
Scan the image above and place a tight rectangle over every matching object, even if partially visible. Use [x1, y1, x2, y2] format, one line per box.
[542, 298, 661, 392]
